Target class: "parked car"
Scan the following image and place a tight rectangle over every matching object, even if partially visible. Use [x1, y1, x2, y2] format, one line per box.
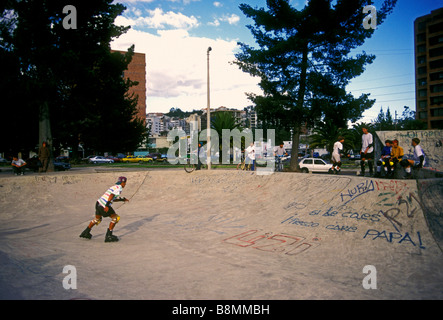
[147, 153, 162, 160]
[88, 156, 114, 164]
[155, 154, 168, 162]
[122, 155, 153, 163]
[298, 157, 333, 173]
[105, 155, 121, 162]
[25, 155, 71, 171]
[0, 157, 8, 164]
[122, 155, 138, 163]
[136, 156, 154, 163]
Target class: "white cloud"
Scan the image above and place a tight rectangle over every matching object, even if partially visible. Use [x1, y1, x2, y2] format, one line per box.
[208, 13, 240, 28]
[111, 27, 261, 113]
[224, 14, 240, 25]
[213, 1, 223, 8]
[139, 8, 200, 30]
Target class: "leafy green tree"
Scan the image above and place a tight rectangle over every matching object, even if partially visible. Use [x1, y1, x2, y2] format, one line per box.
[211, 111, 244, 157]
[309, 120, 353, 155]
[234, 0, 396, 171]
[397, 106, 427, 130]
[0, 0, 146, 161]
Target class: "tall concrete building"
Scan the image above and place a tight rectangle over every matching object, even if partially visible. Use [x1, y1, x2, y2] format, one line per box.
[414, 7, 443, 129]
[112, 50, 147, 124]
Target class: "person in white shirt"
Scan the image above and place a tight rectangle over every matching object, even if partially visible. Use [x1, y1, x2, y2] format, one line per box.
[275, 144, 287, 157]
[332, 136, 345, 174]
[359, 127, 374, 176]
[245, 142, 255, 171]
[11, 156, 27, 176]
[80, 176, 129, 242]
[400, 138, 427, 179]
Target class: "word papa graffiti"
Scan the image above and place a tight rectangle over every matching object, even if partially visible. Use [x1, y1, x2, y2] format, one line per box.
[363, 229, 425, 249]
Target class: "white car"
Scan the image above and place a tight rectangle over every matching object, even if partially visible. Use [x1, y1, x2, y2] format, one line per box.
[299, 157, 333, 173]
[88, 156, 114, 164]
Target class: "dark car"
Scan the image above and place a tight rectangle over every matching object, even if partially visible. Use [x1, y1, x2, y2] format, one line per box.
[106, 155, 121, 162]
[26, 155, 71, 172]
[147, 153, 162, 161]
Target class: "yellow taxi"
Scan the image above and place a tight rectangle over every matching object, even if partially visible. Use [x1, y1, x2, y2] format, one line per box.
[122, 155, 153, 163]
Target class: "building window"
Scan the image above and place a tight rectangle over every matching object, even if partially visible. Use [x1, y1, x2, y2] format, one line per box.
[418, 89, 427, 97]
[416, 33, 426, 43]
[429, 35, 443, 46]
[418, 66, 427, 75]
[429, 22, 443, 34]
[431, 84, 443, 93]
[431, 108, 443, 117]
[431, 96, 443, 105]
[419, 111, 428, 119]
[417, 44, 426, 53]
[430, 47, 443, 58]
[419, 100, 427, 109]
[418, 78, 427, 86]
[430, 59, 443, 69]
[430, 71, 443, 81]
[417, 56, 426, 64]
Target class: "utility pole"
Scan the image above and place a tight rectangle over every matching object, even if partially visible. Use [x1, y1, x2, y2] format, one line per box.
[207, 47, 212, 170]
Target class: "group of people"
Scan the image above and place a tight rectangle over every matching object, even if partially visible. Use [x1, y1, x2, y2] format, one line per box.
[331, 127, 427, 179]
[10, 142, 51, 176]
[236, 142, 288, 171]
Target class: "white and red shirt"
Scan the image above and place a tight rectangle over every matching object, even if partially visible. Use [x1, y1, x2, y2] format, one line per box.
[98, 184, 123, 208]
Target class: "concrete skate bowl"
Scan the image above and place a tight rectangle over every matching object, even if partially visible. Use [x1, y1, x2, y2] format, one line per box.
[0, 170, 442, 300]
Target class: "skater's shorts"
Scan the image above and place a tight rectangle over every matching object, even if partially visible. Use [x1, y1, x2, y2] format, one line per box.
[361, 152, 374, 160]
[331, 153, 341, 163]
[95, 201, 116, 217]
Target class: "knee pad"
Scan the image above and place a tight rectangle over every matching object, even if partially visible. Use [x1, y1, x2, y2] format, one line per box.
[378, 160, 383, 166]
[92, 217, 102, 226]
[111, 215, 120, 225]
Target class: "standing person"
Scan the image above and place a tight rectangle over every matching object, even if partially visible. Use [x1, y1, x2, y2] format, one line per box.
[80, 176, 129, 242]
[38, 141, 50, 173]
[400, 138, 427, 179]
[359, 127, 374, 177]
[11, 156, 27, 176]
[245, 142, 255, 171]
[332, 136, 345, 174]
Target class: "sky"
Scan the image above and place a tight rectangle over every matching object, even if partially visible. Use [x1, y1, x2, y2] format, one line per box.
[110, 0, 443, 124]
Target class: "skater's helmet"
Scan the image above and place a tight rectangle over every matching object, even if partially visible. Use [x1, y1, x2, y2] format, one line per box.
[116, 176, 127, 185]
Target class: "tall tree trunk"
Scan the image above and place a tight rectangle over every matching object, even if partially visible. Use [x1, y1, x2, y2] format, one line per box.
[289, 42, 308, 172]
[39, 101, 54, 172]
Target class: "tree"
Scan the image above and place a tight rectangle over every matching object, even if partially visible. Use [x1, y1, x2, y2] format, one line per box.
[234, 0, 396, 171]
[309, 119, 353, 155]
[397, 106, 427, 130]
[373, 106, 395, 130]
[211, 111, 244, 156]
[0, 0, 145, 162]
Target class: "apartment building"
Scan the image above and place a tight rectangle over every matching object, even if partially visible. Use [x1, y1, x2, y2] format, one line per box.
[414, 7, 443, 129]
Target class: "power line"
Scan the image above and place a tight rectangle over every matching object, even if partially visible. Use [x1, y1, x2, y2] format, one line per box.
[372, 90, 415, 97]
[350, 73, 413, 84]
[374, 97, 415, 103]
[350, 82, 414, 92]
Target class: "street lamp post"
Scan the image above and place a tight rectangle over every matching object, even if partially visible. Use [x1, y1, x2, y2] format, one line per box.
[207, 46, 212, 170]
